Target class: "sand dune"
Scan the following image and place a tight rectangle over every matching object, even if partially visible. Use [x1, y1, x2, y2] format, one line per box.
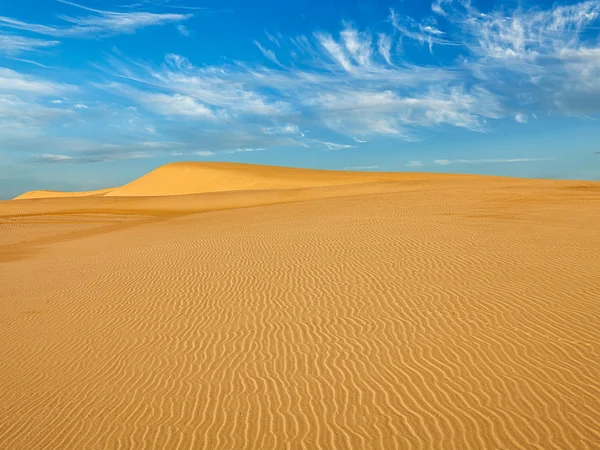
[13, 187, 114, 200]
[1, 163, 599, 449]
[104, 162, 410, 197]
[15, 162, 416, 200]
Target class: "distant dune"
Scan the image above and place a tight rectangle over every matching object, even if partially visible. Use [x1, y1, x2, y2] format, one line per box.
[2, 163, 600, 449]
[13, 187, 114, 200]
[14, 162, 416, 200]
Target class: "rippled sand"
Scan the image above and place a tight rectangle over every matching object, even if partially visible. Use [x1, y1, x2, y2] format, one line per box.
[1, 163, 599, 449]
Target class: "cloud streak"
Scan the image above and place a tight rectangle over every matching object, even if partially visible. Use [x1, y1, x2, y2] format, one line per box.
[0, 34, 59, 55]
[434, 158, 553, 166]
[0, 1, 191, 38]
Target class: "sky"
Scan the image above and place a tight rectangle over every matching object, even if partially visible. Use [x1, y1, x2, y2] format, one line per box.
[0, 0, 599, 198]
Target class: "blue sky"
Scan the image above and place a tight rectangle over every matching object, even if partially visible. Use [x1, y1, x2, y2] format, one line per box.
[1, 0, 599, 198]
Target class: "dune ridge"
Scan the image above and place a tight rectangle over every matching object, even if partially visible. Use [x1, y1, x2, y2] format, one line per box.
[1, 163, 600, 449]
[14, 162, 420, 200]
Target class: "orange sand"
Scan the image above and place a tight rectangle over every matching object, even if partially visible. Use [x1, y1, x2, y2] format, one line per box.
[1, 163, 599, 449]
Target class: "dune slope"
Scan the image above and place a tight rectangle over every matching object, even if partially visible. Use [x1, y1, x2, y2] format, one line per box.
[104, 162, 408, 197]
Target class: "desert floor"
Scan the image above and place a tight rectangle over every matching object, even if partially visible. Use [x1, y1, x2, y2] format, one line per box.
[1, 163, 599, 449]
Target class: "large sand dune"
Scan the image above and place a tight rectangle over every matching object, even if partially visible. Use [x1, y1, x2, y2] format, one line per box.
[1, 163, 599, 449]
[15, 162, 421, 199]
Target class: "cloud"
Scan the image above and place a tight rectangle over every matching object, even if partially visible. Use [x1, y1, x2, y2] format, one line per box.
[431, 0, 600, 115]
[39, 153, 73, 162]
[390, 9, 456, 52]
[103, 21, 497, 140]
[254, 41, 280, 65]
[515, 113, 528, 124]
[176, 25, 190, 36]
[195, 148, 264, 157]
[342, 165, 379, 170]
[0, 33, 59, 55]
[136, 92, 215, 119]
[0, 68, 74, 95]
[104, 53, 290, 117]
[0, 1, 191, 38]
[353, 137, 367, 143]
[434, 158, 553, 166]
[261, 124, 301, 135]
[320, 141, 357, 150]
[405, 160, 424, 167]
[138, 141, 181, 148]
[0, 93, 73, 138]
[105, 85, 217, 119]
[36, 151, 152, 163]
[222, 147, 265, 154]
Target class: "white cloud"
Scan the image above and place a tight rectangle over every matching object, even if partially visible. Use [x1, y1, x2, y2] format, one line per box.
[222, 148, 265, 154]
[0, 33, 59, 55]
[0, 1, 191, 38]
[111, 87, 216, 119]
[316, 32, 355, 72]
[39, 153, 73, 162]
[441, 0, 600, 114]
[0, 68, 73, 95]
[405, 160, 424, 167]
[261, 124, 300, 135]
[254, 41, 280, 65]
[343, 165, 379, 170]
[434, 158, 552, 165]
[74, 103, 88, 109]
[36, 150, 152, 163]
[515, 113, 528, 124]
[321, 141, 357, 150]
[177, 25, 190, 36]
[353, 137, 367, 143]
[196, 151, 216, 156]
[105, 53, 290, 117]
[377, 33, 392, 65]
[0, 94, 72, 123]
[139, 141, 183, 148]
[389, 9, 456, 52]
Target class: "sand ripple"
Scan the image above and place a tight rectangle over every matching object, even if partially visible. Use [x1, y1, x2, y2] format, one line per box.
[1, 169, 599, 449]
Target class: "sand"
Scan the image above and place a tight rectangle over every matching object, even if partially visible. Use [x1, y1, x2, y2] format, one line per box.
[1, 163, 599, 449]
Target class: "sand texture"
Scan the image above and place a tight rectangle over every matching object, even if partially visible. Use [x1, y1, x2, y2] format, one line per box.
[1, 163, 599, 449]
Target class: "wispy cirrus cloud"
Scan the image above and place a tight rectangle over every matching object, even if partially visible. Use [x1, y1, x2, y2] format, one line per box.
[0, 0, 191, 38]
[342, 165, 379, 170]
[320, 141, 357, 150]
[0, 68, 74, 95]
[195, 148, 265, 157]
[434, 158, 553, 166]
[0, 34, 59, 55]
[37, 151, 152, 163]
[427, 0, 600, 114]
